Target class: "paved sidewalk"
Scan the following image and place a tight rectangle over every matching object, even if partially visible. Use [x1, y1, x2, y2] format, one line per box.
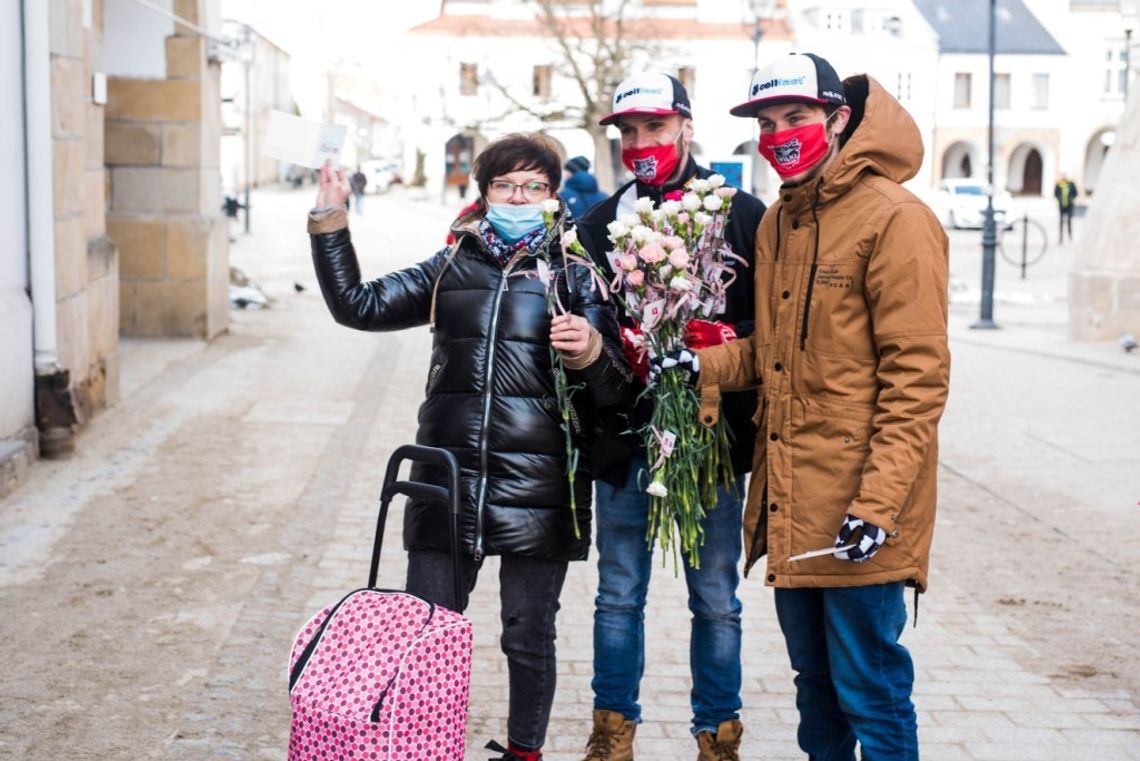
[0, 186, 1137, 760]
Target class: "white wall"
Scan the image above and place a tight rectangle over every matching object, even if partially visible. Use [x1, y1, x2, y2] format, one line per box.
[103, 0, 174, 78]
[0, 0, 35, 441]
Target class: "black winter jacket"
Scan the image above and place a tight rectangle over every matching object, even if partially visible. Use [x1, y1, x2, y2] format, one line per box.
[576, 157, 766, 485]
[310, 210, 630, 561]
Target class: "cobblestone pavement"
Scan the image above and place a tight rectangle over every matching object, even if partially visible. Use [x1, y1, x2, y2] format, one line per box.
[0, 186, 1137, 760]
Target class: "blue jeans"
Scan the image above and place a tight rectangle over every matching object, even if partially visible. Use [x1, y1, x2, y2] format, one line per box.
[592, 455, 744, 734]
[774, 583, 918, 761]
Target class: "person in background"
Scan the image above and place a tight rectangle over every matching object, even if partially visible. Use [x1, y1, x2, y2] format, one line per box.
[348, 166, 367, 214]
[560, 155, 608, 219]
[307, 133, 631, 761]
[1054, 173, 1079, 244]
[574, 72, 765, 761]
[672, 51, 950, 761]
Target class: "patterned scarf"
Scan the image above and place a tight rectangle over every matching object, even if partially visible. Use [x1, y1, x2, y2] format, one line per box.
[478, 220, 547, 267]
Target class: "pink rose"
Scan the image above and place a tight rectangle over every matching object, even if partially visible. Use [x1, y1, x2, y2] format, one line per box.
[638, 243, 667, 264]
[676, 212, 690, 226]
[619, 253, 639, 271]
[668, 249, 690, 268]
[715, 187, 737, 198]
[626, 270, 645, 288]
[661, 235, 685, 250]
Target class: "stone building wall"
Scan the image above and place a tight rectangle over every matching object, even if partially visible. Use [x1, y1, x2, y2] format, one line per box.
[51, 0, 120, 421]
[107, 0, 228, 339]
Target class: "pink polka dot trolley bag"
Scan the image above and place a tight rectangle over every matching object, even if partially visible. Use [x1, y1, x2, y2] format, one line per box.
[288, 445, 473, 760]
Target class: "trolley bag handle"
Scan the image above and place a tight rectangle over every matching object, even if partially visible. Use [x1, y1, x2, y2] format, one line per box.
[368, 445, 464, 609]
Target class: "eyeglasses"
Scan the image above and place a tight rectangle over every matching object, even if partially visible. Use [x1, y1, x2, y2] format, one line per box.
[488, 180, 550, 200]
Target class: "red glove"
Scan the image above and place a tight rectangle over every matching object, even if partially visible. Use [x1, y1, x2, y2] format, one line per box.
[684, 319, 737, 350]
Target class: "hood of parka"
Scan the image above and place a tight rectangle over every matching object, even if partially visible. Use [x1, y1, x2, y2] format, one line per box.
[812, 75, 924, 206]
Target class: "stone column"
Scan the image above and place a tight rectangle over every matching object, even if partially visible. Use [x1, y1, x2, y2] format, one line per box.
[106, 0, 228, 339]
[1069, 88, 1140, 340]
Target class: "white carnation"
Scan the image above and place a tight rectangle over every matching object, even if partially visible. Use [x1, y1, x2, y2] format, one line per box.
[669, 275, 692, 291]
[561, 227, 578, 246]
[703, 194, 723, 212]
[646, 480, 668, 497]
[634, 196, 655, 213]
[541, 199, 561, 213]
[681, 192, 701, 211]
[694, 211, 713, 226]
[650, 209, 666, 223]
[607, 220, 629, 239]
[619, 213, 640, 227]
[630, 224, 654, 243]
[660, 200, 682, 216]
[690, 179, 710, 193]
[708, 174, 726, 188]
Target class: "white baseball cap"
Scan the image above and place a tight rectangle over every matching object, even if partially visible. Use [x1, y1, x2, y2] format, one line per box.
[600, 72, 693, 126]
[729, 52, 847, 118]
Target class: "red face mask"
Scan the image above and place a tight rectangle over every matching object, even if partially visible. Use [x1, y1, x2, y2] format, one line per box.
[757, 121, 833, 179]
[621, 142, 682, 186]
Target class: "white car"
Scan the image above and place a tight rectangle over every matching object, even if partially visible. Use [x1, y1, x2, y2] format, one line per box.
[933, 180, 1013, 230]
[360, 159, 403, 194]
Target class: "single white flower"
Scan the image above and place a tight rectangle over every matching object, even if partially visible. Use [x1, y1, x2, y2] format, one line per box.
[619, 213, 640, 227]
[561, 227, 578, 246]
[607, 220, 629, 239]
[660, 200, 682, 216]
[703, 194, 723, 212]
[647, 230, 664, 244]
[690, 179, 710, 193]
[645, 480, 668, 498]
[669, 275, 692, 292]
[634, 196, 655, 213]
[541, 199, 561, 214]
[708, 174, 726, 188]
[694, 211, 713, 226]
[630, 224, 654, 243]
[650, 209, 666, 223]
[681, 192, 701, 211]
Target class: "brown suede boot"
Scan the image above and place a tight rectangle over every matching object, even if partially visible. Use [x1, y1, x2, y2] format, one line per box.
[581, 709, 636, 761]
[695, 719, 743, 761]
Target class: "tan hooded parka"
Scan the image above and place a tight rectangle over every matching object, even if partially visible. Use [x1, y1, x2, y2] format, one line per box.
[696, 76, 950, 592]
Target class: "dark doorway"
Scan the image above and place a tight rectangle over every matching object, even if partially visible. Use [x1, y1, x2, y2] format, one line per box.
[1021, 148, 1043, 195]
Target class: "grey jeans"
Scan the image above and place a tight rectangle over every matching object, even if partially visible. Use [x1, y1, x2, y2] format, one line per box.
[406, 550, 568, 752]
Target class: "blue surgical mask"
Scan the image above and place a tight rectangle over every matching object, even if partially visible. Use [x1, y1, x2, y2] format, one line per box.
[485, 203, 545, 243]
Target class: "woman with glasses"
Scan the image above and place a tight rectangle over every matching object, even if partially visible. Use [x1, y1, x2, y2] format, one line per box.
[307, 132, 630, 761]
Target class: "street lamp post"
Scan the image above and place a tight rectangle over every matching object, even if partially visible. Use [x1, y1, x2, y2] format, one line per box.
[972, 0, 999, 329]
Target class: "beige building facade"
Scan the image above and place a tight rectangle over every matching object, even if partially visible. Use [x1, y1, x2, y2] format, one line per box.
[1, 0, 228, 493]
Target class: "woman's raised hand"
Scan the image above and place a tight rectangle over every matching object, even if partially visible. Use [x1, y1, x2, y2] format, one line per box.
[315, 159, 351, 209]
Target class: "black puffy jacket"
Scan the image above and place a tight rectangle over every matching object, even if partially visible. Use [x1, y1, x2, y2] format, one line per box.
[310, 208, 631, 562]
[576, 157, 766, 485]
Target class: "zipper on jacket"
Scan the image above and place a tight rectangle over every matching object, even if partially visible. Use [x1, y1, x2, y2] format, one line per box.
[426, 362, 442, 391]
[474, 264, 516, 561]
[798, 185, 823, 350]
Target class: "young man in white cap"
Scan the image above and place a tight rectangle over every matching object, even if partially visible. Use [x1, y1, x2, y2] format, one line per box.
[668, 52, 950, 760]
[574, 72, 765, 761]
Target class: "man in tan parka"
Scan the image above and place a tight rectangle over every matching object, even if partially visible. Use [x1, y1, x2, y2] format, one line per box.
[658, 53, 950, 759]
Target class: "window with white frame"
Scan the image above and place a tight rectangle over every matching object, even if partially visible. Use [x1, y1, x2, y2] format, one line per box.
[1105, 44, 1128, 97]
[1031, 73, 1049, 109]
[954, 72, 972, 109]
[896, 72, 912, 101]
[994, 73, 1011, 109]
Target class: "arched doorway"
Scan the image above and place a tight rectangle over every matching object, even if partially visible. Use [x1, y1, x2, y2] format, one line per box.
[941, 141, 979, 179]
[1007, 143, 1046, 196]
[444, 133, 475, 198]
[1084, 128, 1115, 196]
